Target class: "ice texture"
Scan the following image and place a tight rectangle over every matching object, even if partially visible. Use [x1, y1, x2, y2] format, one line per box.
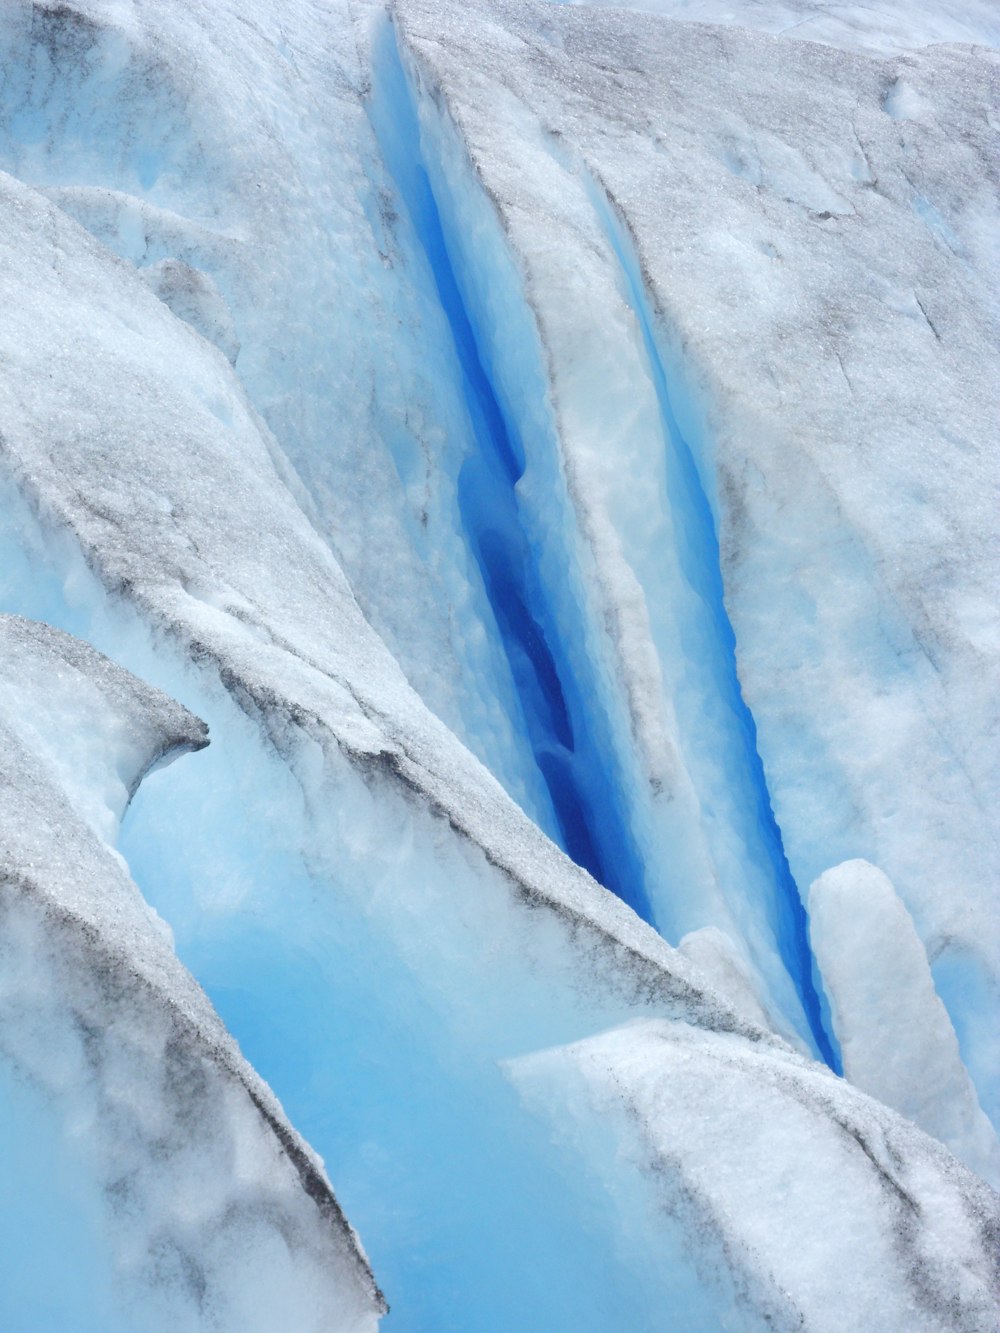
[509, 1019, 1000, 1332]
[392, 0, 1000, 1119]
[547, 0, 1000, 56]
[0, 0, 554, 829]
[138, 258, 240, 365]
[677, 925, 796, 1045]
[0, 0, 998, 1326]
[0, 614, 382, 1332]
[809, 860, 1000, 1187]
[0, 167, 748, 1032]
[0, 156, 772, 1330]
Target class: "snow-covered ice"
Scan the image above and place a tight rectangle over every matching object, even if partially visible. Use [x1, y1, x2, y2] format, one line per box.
[0, 155, 769, 1331]
[509, 1017, 1000, 1332]
[546, 0, 1000, 56]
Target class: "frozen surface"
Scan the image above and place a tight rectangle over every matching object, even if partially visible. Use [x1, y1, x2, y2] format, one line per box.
[547, 0, 1000, 55]
[0, 160, 771, 1331]
[394, 0, 1000, 1118]
[138, 258, 240, 365]
[0, 0, 552, 827]
[809, 859, 1000, 1186]
[1, 0, 998, 1326]
[510, 1018, 1000, 1332]
[0, 166, 745, 1028]
[0, 614, 382, 1332]
[677, 925, 797, 1046]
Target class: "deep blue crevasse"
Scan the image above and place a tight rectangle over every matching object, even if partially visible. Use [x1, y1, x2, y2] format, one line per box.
[369, 23, 651, 920]
[588, 182, 840, 1070]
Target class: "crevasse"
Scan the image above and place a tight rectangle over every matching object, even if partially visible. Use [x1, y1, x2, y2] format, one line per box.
[0, 490, 721, 1330]
[585, 176, 840, 1069]
[378, 13, 837, 1066]
[366, 18, 652, 920]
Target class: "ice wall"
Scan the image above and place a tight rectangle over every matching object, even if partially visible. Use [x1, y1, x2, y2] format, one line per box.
[393, 0, 1000, 1124]
[1, 0, 998, 1328]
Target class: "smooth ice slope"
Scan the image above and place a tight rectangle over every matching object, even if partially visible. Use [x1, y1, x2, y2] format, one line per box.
[809, 860, 1000, 1186]
[393, 0, 1000, 1120]
[0, 614, 382, 1333]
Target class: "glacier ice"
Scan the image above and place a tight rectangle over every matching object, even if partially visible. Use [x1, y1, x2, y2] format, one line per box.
[545, 0, 1000, 55]
[0, 614, 382, 1332]
[0, 154, 770, 1330]
[0, 0, 998, 1328]
[509, 1017, 1000, 1332]
[808, 859, 1000, 1187]
[392, 0, 1000, 1116]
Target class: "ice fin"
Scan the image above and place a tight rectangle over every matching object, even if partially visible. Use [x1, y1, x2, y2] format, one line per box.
[809, 858, 1000, 1186]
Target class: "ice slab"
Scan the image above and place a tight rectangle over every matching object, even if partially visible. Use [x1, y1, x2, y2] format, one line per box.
[0, 614, 383, 1330]
[510, 1018, 1000, 1331]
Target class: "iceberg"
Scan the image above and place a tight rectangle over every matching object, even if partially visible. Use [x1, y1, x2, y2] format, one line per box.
[0, 0, 997, 1327]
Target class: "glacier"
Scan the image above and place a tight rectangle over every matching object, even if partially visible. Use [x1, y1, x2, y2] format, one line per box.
[0, 0, 997, 1329]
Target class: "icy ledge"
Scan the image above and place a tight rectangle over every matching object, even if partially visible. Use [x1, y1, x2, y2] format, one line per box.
[0, 613, 383, 1332]
[510, 1017, 1000, 1332]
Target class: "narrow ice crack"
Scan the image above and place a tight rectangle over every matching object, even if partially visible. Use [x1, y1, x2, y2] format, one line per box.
[366, 17, 653, 921]
[584, 168, 840, 1070]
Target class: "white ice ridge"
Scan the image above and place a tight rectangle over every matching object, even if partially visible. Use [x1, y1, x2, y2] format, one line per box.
[508, 1019, 1000, 1333]
[0, 614, 384, 1332]
[391, 0, 1000, 1115]
[809, 859, 1000, 1187]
